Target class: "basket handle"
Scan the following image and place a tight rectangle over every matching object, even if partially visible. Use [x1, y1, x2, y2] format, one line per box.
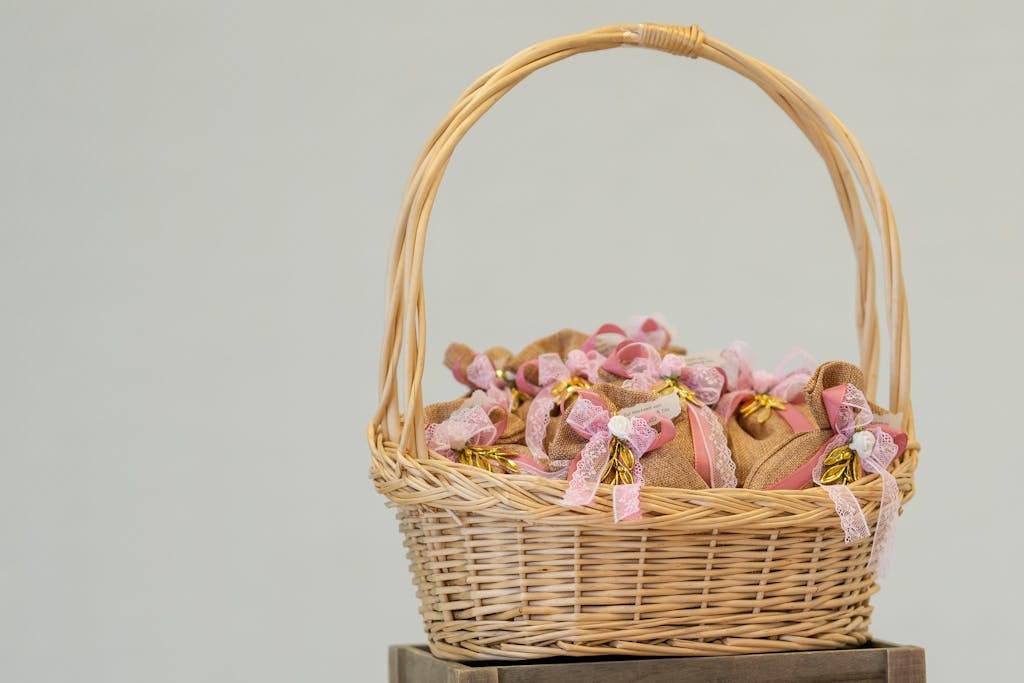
[374, 24, 914, 455]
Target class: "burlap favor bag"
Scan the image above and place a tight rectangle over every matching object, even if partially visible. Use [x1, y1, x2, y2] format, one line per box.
[424, 393, 554, 475]
[510, 328, 591, 395]
[547, 384, 711, 491]
[742, 360, 909, 571]
[715, 342, 817, 482]
[443, 342, 524, 409]
[425, 393, 526, 445]
[742, 361, 906, 489]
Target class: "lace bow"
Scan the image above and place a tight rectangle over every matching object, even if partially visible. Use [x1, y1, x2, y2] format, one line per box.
[560, 392, 675, 522]
[773, 383, 907, 574]
[519, 350, 606, 464]
[716, 341, 815, 433]
[451, 353, 519, 411]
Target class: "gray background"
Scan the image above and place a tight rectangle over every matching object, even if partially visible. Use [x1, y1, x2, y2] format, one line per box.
[2, 1, 1020, 681]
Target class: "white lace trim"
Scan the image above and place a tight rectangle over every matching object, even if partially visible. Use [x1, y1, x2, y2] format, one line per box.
[681, 366, 726, 406]
[869, 470, 900, 575]
[525, 394, 555, 464]
[562, 431, 611, 507]
[612, 482, 642, 522]
[566, 398, 610, 437]
[823, 484, 870, 543]
[699, 404, 737, 488]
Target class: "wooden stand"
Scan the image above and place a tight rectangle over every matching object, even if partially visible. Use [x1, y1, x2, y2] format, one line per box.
[389, 641, 925, 682]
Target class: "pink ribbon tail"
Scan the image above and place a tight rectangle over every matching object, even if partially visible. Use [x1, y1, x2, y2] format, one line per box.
[822, 484, 871, 543]
[868, 470, 900, 575]
[688, 403, 713, 487]
[525, 394, 556, 463]
[562, 430, 612, 508]
[612, 483, 643, 522]
[693, 404, 737, 488]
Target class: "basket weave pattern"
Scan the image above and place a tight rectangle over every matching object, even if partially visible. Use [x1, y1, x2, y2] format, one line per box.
[370, 23, 918, 660]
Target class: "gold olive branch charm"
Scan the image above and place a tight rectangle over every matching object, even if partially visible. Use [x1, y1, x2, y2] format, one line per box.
[457, 445, 520, 473]
[738, 393, 787, 423]
[600, 438, 636, 486]
[655, 377, 703, 406]
[495, 367, 526, 411]
[819, 430, 865, 486]
[550, 376, 590, 409]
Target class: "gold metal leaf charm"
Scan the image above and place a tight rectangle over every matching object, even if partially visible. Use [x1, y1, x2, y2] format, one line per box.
[819, 444, 861, 485]
[600, 439, 635, 485]
[655, 378, 702, 406]
[458, 446, 519, 473]
[738, 393, 787, 423]
[550, 376, 590, 410]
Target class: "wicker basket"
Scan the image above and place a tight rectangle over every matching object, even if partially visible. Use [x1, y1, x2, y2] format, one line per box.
[370, 23, 918, 661]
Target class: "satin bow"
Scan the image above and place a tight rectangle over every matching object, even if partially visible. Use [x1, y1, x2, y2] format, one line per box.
[519, 350, 606, 464]
[770, 383, 907, 574]
[716, 342, 815, 433]
[581, 315, 674, 355]
[560, 391, 675, 522]
[451, 353, 519, 411]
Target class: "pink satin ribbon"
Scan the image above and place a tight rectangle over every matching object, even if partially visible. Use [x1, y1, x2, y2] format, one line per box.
[716, 342, 815, 433]
[560, 391, 675, 522]
[581, 316, 673, 354]
[768, 383, 907, 574]
[602, 340, 663, 379]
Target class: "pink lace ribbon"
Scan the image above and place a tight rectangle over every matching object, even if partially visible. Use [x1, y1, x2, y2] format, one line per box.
[425, 401, 559, 477]
[771, 383, 907, 574]
[616, 351, 737, 489]
[521, 350, 605, 464]
[425, 403, 505, 458]
[516, 349, 605, 397]
[451, 353, 514, 409]
[560, 391, 675, 522]
[716, 342, 815, 433]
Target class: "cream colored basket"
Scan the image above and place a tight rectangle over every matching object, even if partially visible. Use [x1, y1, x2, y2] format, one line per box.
[370, 23, 918, 661]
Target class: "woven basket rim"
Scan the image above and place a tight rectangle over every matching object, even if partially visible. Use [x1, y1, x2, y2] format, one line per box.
[369, 423, 918, 529]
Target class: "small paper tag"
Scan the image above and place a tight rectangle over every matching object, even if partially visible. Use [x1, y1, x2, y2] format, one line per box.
[683, 350, 723, 368]
[619, 394, 682, 420]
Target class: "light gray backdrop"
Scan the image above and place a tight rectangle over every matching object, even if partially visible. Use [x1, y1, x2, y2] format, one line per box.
[2, 1, 1020, 681]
